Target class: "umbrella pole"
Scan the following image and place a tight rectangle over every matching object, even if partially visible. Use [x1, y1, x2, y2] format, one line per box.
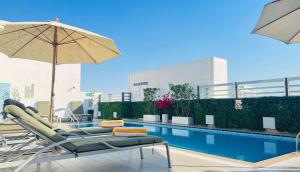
[49, 56, 56, 123]
[49, 26, 58, 123]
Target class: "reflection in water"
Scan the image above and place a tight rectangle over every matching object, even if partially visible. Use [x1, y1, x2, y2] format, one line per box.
[145, 126, 160, 133]
[162, 128, 168, 135]
[206, 134, 215, 145]
[172, 129, 190, 137]
[236, 155, 245, 161]
[77, 122, 295, 163]
[264, 142, 277, 155]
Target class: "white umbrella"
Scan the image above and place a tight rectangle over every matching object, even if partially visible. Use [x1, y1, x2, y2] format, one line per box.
[252, 0, 300, 44]
[0, 18, 120, 122]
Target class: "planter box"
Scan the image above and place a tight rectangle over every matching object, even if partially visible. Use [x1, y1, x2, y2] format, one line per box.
[113, 112, 117, 119]
[206, 115, 214, 125]
[162, 114, 169, 123]
[263, 117, 276, 130]
[143, 114, 160, 122]
[172, 116, 194, 125]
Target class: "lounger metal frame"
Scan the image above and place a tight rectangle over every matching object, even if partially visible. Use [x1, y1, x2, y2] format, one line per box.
[1, 114, 172, 172]
[1, 132, 29, 147]
[0, 131, 40, 162]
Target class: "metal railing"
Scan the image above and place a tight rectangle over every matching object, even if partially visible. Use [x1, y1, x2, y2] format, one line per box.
[99, 92, 131, 102]
[198, 76, 300, 99]
[198, 82, 236, 99]
[99, 76, 300, 102]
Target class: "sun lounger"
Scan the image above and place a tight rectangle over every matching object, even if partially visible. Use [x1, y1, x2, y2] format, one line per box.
[1, 99, 110, 158]
[0, 113, 31, 148]
[35, 101, 51, 119]
[2, 102, 171, 171]
[5, 99, 112, 136]
[25, 106, 113, 136]
[0, 120, 25, 134]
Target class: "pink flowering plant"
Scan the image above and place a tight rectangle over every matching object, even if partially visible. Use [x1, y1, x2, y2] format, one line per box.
[155, 93, 173, 113]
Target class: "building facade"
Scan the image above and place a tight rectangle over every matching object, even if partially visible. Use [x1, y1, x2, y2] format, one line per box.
[128, 57, 228, 101]
[0, 53, 83, 111]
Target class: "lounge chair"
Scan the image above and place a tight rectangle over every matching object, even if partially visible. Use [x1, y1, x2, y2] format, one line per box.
[2, 102, 171, 171]
[4, 99, 112, 136]
[35, 101, 51, 119]
[0, 120, 30, 147]
[70, 101, 93, 121]
[0, 120, 25, 134]
[0, 118, 36, 160]
[0, 99, 108, 163]
[25, 106, 113, 136]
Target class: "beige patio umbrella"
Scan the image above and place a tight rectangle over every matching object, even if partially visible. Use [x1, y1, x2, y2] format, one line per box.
[0, 18, 120, 122]
[252, 0, 300, 44]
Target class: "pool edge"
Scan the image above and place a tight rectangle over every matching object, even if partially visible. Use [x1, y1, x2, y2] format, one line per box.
[162, 146, 300, 168]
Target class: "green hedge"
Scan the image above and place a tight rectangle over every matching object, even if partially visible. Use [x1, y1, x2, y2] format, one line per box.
[99, 97, 300, 133]
[98, 102, 131, 119]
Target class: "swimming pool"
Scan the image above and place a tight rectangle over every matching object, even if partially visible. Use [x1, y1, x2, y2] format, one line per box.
[71, 122, 295, 163]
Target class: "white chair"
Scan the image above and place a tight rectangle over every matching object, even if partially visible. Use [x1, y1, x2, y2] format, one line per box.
[54, 108, 79, 124]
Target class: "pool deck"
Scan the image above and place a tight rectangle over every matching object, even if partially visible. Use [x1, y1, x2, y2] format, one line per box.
[21, 121, 297, 172]
[3, 121, 298, 172]
[5, 145, 300, 172]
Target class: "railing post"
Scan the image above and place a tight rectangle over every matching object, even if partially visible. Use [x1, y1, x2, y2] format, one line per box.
[121, 92, 125, 102]
[284, 77, 289, 97]
[98, 94, 101, 119]
[197, 85, 200, 99]
[108, 93, 111, 102]
[235, 82, 238, 99]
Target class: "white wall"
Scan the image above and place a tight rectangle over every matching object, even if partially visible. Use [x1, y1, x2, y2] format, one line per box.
[212, 57, 228, 84]
[0, 53, 82, 109]
[128, 57, 228, 101]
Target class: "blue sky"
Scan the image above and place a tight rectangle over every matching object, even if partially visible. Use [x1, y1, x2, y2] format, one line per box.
[2, 0, 300, 93]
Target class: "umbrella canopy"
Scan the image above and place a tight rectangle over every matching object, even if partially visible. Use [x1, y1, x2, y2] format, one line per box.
[0, 19, 120, 122]
[252, 0, 300, 44]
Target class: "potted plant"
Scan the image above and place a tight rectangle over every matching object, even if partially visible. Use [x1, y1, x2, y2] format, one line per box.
[143, 88, 160, 122]
[169, 83, 195, 125]
[156, 93, 173, 123]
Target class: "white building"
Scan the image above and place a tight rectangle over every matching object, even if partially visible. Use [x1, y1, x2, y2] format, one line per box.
[128, 57, 228, 101]
[0, 53, 83, 110]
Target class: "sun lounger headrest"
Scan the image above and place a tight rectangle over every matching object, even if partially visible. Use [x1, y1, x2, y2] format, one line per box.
[26, 106, 39, 113]
[3, 99, 25, 110]
[4, 99, 26, 110]
[2, 99, 26, 119]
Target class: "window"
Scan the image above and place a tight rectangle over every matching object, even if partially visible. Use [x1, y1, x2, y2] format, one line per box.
[24, 84, 34, 99]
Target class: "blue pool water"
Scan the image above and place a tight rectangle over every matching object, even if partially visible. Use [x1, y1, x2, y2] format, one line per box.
[72, 122, 295, 163]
